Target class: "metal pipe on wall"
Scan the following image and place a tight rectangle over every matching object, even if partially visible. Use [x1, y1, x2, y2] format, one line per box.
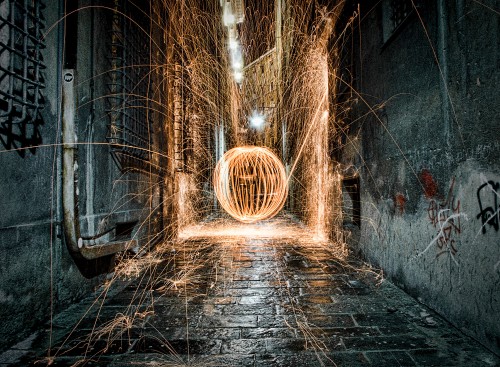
[437, 0, 451, 148]
[61, 69, 136, 263]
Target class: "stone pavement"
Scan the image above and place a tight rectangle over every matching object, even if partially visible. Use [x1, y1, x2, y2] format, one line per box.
[3, 217, 500, 366]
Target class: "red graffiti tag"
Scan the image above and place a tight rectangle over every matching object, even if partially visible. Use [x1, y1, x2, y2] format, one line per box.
[394, 193, 406, 215]
[427, 177, 461, 256]
[420, 169, 438, 198]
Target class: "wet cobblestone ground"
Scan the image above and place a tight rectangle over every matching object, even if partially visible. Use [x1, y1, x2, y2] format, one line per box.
[3, 217, 500, 366]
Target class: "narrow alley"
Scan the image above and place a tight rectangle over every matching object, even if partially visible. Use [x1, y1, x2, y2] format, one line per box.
[0, 0, 499, 366]
[2, 216, 496, 366]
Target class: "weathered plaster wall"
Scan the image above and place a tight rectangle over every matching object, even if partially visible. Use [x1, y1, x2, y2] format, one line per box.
[0, 1, 168, 352]
[343, 0, 500, 355]
[0, 2, 97, 351]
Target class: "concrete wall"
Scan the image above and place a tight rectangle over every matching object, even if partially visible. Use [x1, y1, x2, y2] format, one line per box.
[0, 1, 168, 352]
[0, 1, 92, 351]
[341, 0, 500, 355]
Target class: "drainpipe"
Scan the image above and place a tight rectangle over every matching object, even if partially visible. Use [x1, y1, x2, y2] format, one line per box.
[456, 0, 467, 96]
[62, 69, 136, 261]
[437, 0, 451, 148]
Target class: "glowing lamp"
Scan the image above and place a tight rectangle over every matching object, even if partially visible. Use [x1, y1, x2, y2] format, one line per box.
[249, 111, 265, 128]
[232, 60, 243, 70]
[231, 48, 243, 70]
[229, 38, 238, 50]
[223, 7, 235, 26]
[213, 146, 288, 223]
[234, 71, 243, 83]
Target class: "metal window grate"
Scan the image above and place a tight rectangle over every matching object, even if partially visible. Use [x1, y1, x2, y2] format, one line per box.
[107, 0, 152, 171]
[0, 0, 45, 155]
[173, 50, 193, 173]
[389, 0, 412, 32]
[173, 62, 185, 171]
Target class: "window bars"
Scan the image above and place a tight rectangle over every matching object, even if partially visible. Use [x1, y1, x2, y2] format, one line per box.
[173, 62, 185, 172]
[389, 0, 412, 32]
[107, 0, 153, 172]
[382, 0, 422, 44]
[0, 0, 45, 156]
[173, 55, 195, 173]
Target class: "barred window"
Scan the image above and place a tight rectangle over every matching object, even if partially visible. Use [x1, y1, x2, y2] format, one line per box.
[173, 55, 193, 173]
[107, 0, 153, 171]
[0, 0, 45, 156]
[382, 0, 421, 44]
[389, 0, 412, 32]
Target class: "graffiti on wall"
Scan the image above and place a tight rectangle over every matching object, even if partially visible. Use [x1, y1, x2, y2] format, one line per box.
[427, 177, 461, 256]
[476, 178, 499, 234]
[394, 193, 406, 215]
[420, 169, 438, 198]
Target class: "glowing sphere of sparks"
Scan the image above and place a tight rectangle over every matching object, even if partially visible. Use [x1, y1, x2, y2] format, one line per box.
[214, 146, 288, 223]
